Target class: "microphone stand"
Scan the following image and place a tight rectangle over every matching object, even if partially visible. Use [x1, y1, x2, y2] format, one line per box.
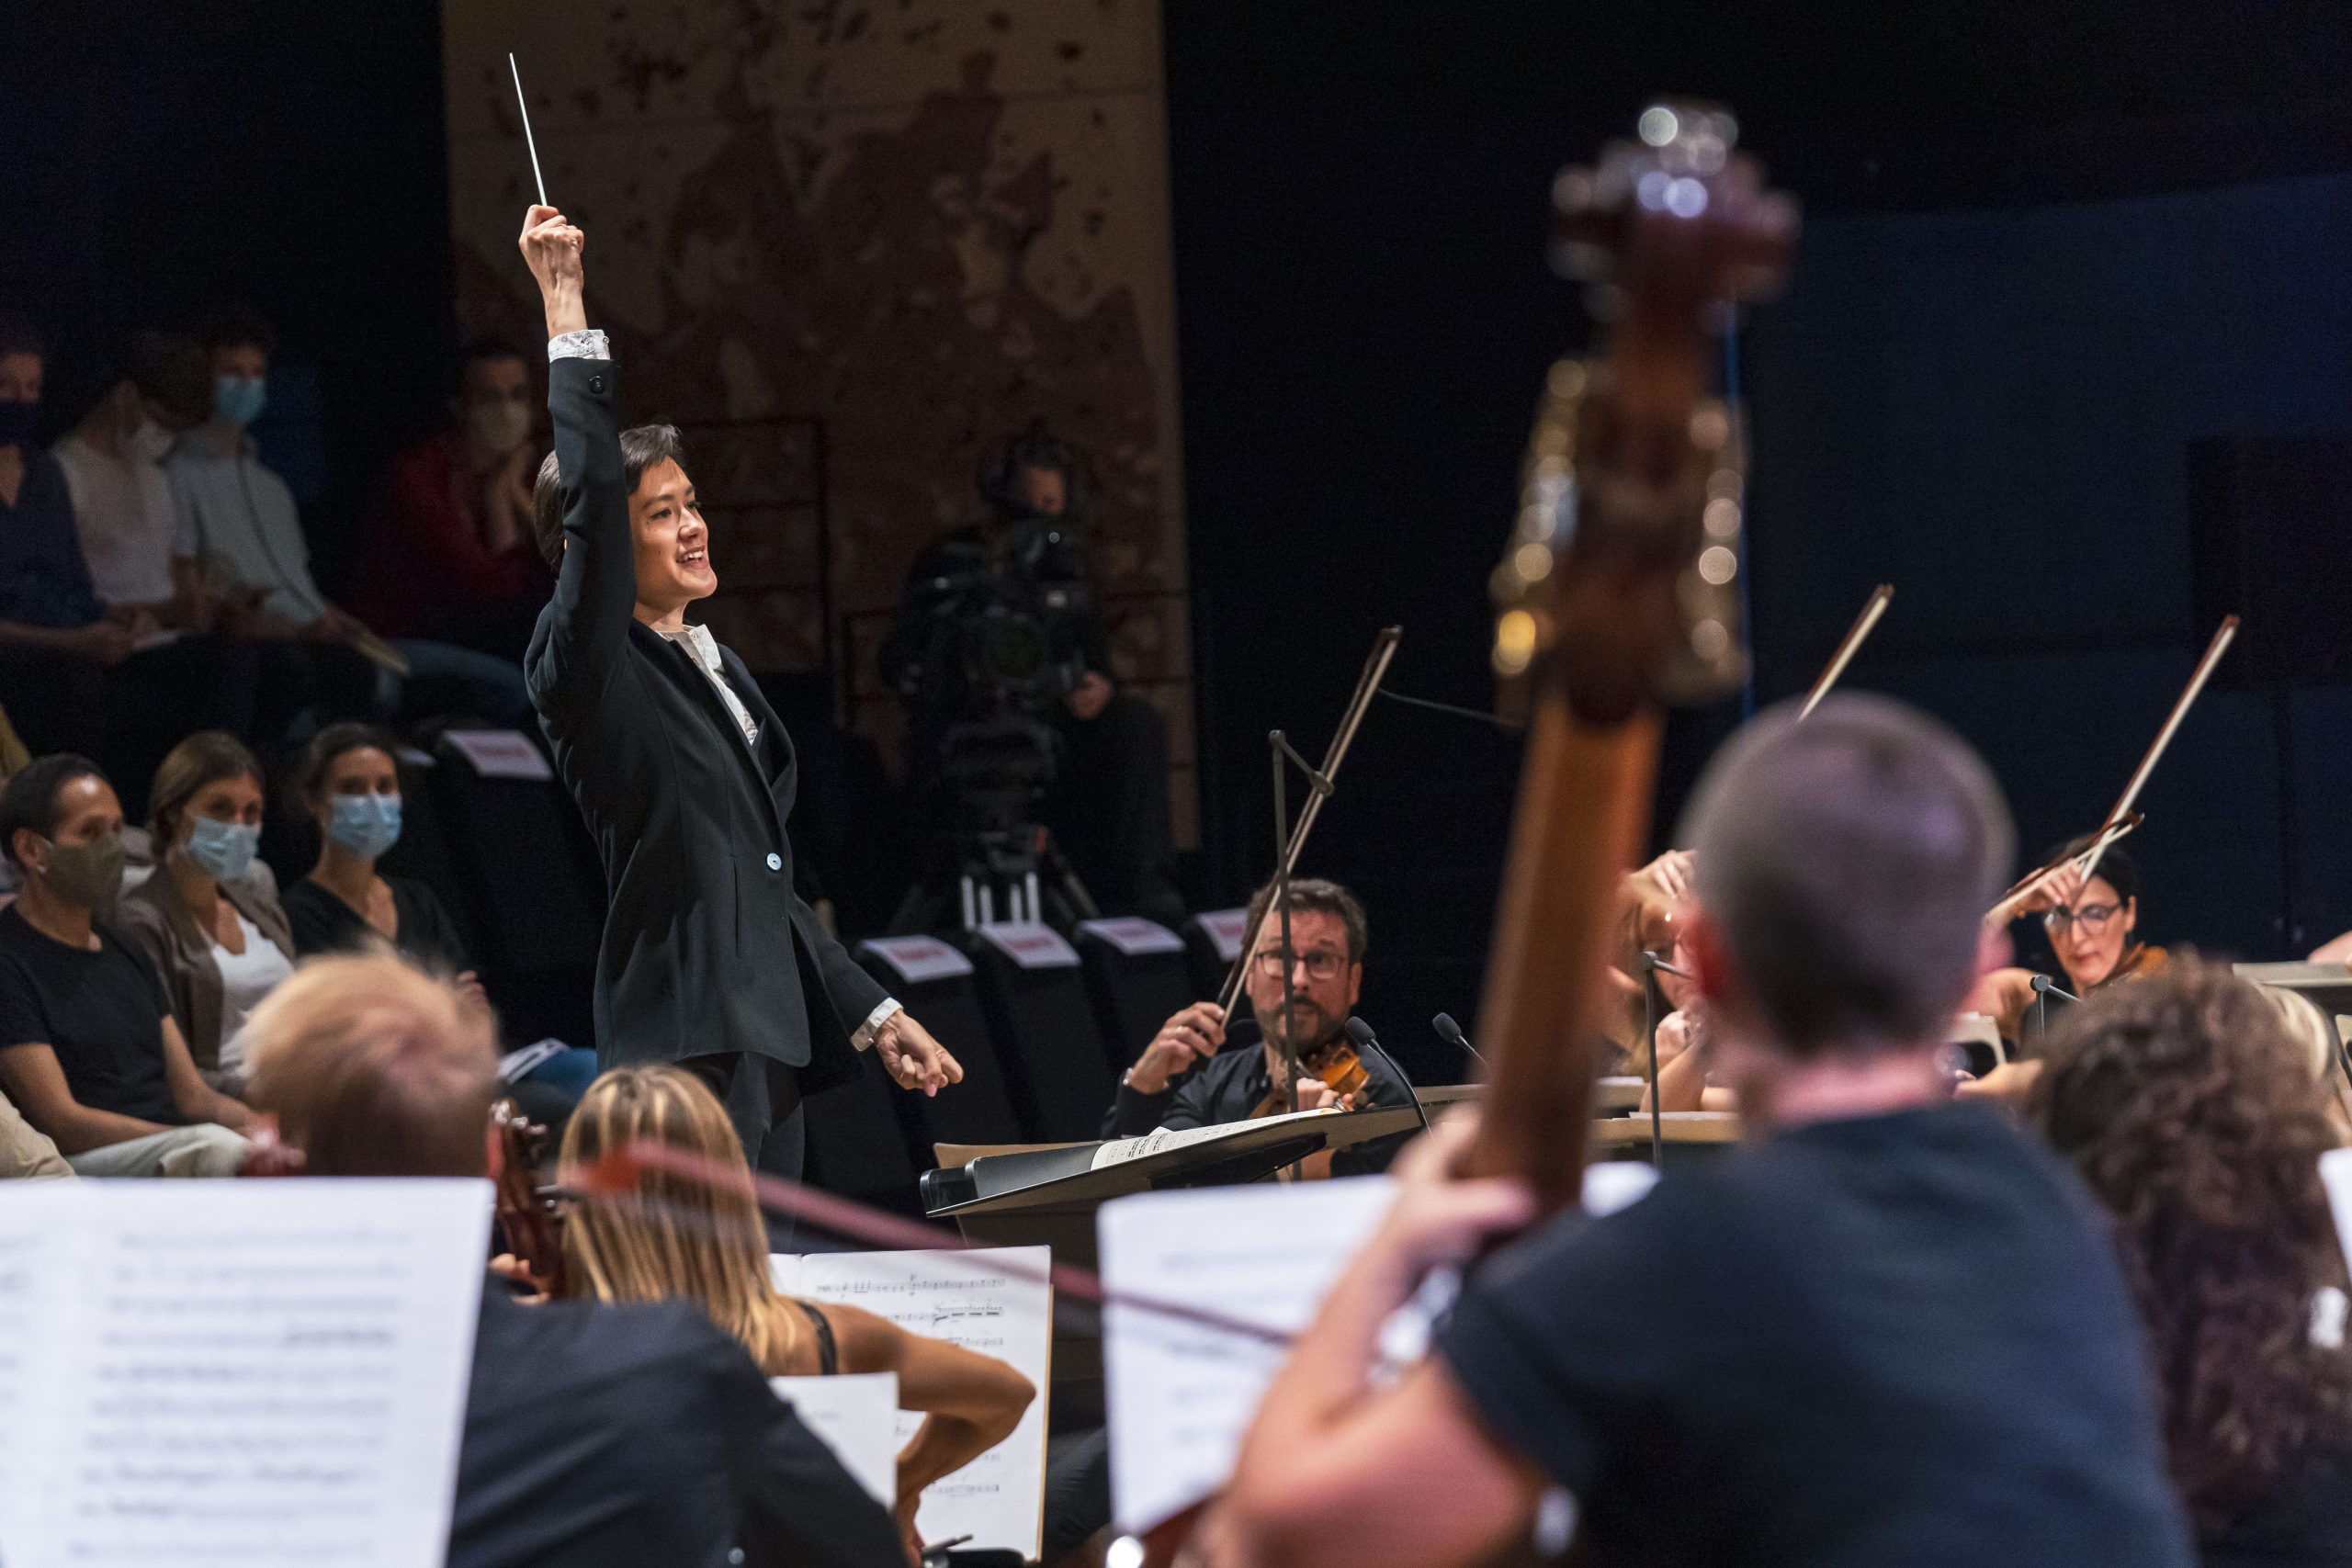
[1216, 628, 1402, 1019]
[1636, 951, 1689, 1169]
[2029, 973, 2080, 1046]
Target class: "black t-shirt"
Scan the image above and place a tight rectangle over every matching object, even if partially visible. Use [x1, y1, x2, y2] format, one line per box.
[282, 875, 472, 973]
[1438, 1101, 2194, 1568]
[0, 905, 176, 1123]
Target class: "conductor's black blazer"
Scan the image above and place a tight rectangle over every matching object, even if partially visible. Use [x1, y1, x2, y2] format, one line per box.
[528, 352, 888, 1086]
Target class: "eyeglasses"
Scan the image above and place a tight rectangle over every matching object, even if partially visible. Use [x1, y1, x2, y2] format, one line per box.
[2043, 902, 2121, 933]
[1252, 949, 1348, 980]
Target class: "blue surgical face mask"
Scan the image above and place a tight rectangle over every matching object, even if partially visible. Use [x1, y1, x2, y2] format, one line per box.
[327, 793, 401, 861]
[213, 374, 266, 428]
[182, 814, 260, 883]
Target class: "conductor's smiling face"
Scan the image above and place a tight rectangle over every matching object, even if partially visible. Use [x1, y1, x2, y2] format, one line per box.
[629, 457, 716, 611]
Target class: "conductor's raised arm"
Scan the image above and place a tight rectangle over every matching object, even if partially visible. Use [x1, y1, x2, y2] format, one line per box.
[518, 204, 632, 714]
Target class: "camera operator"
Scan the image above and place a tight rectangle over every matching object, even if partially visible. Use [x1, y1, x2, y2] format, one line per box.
[879, 430, 1179, 924]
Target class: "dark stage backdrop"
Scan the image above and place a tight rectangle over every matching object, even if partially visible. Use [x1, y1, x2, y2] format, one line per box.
[1162, 2, 2352, 1083]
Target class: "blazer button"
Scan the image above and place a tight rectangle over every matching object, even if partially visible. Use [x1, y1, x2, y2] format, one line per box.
[765, 852, 783, 871]
[588, 373, 606, 393]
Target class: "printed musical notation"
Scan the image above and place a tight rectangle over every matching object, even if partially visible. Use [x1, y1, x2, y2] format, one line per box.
[0, 1181, 490, 1568]
[773, 1246, 1051, 1557]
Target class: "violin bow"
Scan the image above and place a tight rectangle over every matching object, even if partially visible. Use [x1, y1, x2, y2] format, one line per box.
[1213, 626, 1403, 1017]
[1988, 811, 2143, 926]
[1797, 583, 1893, 720]
[2075, 615, 2238, 888]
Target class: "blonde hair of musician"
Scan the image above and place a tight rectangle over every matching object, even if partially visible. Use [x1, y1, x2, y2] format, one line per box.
[243, 952, 499, 1178]
[558, 1066, 1036, 1526]
[558, 1064, 808, 1371]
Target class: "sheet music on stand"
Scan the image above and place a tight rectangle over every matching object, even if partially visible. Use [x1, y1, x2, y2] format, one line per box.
[1098, 1163, 1659, 1533]
[0, 1179, 491, 1568]
[770, 1372, 900, 1506]
[774, 1245, 1052, 1558]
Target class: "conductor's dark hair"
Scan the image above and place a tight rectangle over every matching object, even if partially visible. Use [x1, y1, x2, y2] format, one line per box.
[0, 754, 109, 867]
[1244, 876, 1369, 964]
[531, 423, 688, 570]
[195, 303, 277, 358]
[0, 311, 43, 366]
[1682, 693, 2013, 1056]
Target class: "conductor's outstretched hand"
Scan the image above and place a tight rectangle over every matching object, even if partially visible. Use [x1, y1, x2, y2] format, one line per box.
[874, 1011, 964, 1098]
[517, 205, 587, 338]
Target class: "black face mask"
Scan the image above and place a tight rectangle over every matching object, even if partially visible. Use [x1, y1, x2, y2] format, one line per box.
[0, 400, 36, 449]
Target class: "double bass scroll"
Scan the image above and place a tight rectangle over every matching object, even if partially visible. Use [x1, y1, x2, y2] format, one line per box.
[1472, 104, 1797, 1217]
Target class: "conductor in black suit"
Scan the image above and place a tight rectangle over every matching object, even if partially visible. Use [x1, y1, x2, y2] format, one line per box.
[515, 205, 961, 1181]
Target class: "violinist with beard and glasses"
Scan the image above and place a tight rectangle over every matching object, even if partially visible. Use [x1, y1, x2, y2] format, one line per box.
[1102, 876, 1416, 1176]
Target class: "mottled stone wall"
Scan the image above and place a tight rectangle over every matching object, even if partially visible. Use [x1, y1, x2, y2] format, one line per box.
[443, 0, 1193, 843]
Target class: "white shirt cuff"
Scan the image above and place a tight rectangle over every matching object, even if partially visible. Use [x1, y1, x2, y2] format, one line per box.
[548, 329, 610, 362]
[850, 998, 902, 1052]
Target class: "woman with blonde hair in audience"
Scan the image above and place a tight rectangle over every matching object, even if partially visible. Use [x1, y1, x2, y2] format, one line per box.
[2034, 956, 2352, 1566]
[118, 729, 295, 1093]
[557, 1065, 1035, 1562]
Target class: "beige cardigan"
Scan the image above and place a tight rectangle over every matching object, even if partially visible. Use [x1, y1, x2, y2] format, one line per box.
[117, 861, 297, 1085]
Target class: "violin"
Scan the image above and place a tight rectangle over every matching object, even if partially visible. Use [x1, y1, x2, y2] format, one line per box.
[492, 1097, 568, 1297]
[1246, 1035, 1375, 1123]
[1471, 104, 1795, 1214]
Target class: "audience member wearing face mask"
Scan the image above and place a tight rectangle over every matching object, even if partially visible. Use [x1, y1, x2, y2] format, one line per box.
[0, 754, 251, 1177]
[0, 314, 258, 811]
[277, 724, 596, 1114]
[164, 310, 534, 736]
[116, 730, 297, 1096]
[343, 339, 552, 665]
[50, 331, 208, 618]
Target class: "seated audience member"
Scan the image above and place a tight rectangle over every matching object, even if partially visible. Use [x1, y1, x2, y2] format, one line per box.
[1103, 876, 1415, 1176]
[1966, 842, 2169, 1100]
[279, 723, 594, 1104]
[2035, 958, 2352, 1567]
[166, 310, 531, 731]
[1213, 696, 2193, 1568]
[0, 755, 249, 1176]
[52, 331, 205, 624]
[0, 315, 252, 787]
[345, 339, 550, 664]
[0, 1086, 73, 1179]
[117, 731, 295, 1094]
[164, 307, 377, 733]
[240, 953, 905, 1568]
[560, 1064, 1036, 1559]
[51, 333, 261, 807]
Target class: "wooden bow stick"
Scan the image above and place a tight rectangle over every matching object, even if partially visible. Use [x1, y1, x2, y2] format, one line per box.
[2074, 616, 2236, 888]
[1798, 583, 1893, 719]
[1214, 626, 1402, 1018]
